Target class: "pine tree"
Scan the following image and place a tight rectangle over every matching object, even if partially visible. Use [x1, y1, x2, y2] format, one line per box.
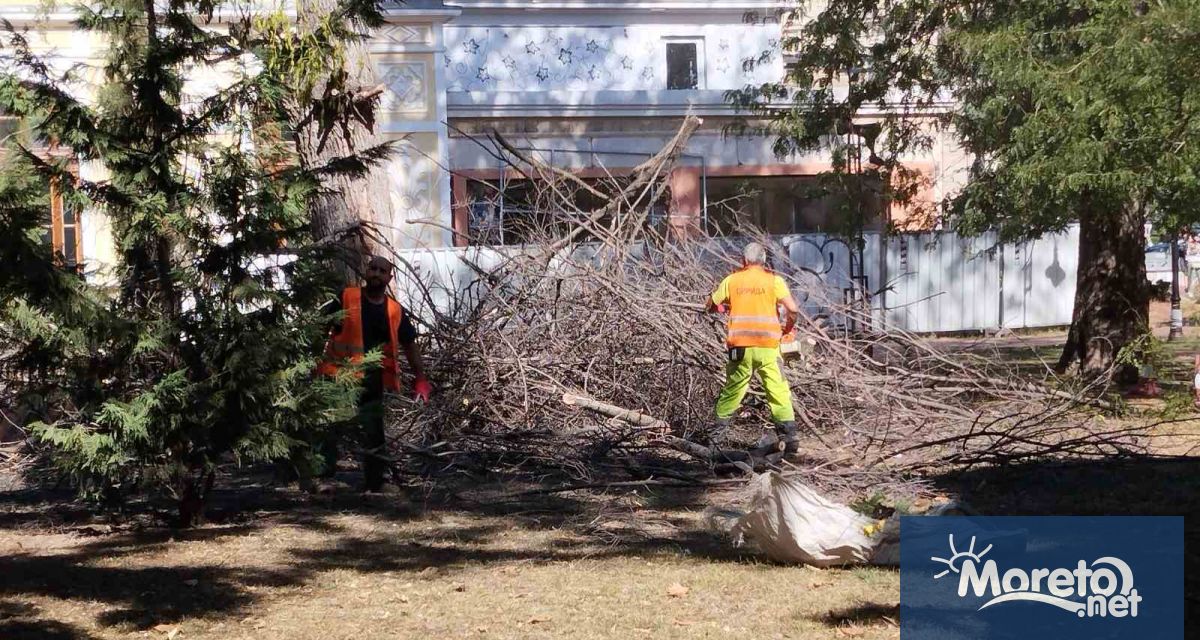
[0, 0, 388, 525]
[733, 1, 1200, 377]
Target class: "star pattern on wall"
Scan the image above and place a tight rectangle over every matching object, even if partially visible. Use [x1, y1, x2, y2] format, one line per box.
[446, 25, 749, 91]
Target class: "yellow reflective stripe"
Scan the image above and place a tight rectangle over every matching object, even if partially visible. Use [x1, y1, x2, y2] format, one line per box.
[328, 344, 364, 355]
[730, 321, 781, 330]
[730, 327, 780, 335]
[730, 329, 782, 339]
[730, 315, 781, 324]
[329, 343, 364, 353]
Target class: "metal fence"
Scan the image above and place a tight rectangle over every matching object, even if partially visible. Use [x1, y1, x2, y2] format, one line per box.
[392, 226, 1080, 334]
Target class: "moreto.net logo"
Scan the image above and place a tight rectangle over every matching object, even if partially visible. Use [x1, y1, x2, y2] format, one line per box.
[932, 534, 1142, 618]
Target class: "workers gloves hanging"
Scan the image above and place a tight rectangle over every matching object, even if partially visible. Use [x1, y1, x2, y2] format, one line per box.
[413, 376, 433, 403]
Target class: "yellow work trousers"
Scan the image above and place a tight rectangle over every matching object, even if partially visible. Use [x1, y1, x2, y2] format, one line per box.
[714, 346, 796, 423]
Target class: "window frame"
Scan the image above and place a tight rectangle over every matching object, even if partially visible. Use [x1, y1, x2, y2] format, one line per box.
[2, 111, 85, 269]
[663, 37, 705, 91]
[48, 174, 84, 269]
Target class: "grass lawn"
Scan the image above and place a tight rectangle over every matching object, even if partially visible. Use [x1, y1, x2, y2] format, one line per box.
[0, 483, 902, 640]
[4, 311, 1200, 639]
[3, 452, 1198, 639]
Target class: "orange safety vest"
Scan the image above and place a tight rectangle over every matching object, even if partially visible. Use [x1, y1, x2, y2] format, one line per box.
[317, 287, 404, 392]
[725, 265, 783, 349]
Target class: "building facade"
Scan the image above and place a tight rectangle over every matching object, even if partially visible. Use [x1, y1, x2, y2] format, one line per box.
[1, 0, 970, 277]
[1, 0, 461, 276]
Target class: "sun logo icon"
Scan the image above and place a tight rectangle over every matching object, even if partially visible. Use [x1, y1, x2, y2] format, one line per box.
[931, 534, 993, 579]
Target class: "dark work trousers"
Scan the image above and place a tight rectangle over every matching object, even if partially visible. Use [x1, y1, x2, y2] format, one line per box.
[320, 375, 388, 490]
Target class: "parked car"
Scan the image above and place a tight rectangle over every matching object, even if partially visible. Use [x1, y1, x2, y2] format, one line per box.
[1146, 241, 1187, 287]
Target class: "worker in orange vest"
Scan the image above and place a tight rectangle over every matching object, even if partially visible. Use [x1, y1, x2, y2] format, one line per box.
[706, 242, 801, 457]
[317, 255, 432, 492]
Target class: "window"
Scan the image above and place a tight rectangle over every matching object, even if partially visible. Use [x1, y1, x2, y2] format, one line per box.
[47, 179, 83, 269]
[704, 176, 885, 236]
[464, 177, 670, 246]
[666, 41, 700, 90]
[2, 109, 83, 269]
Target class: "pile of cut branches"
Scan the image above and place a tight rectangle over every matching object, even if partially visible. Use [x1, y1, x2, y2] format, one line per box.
[374, 118, 1154, 490]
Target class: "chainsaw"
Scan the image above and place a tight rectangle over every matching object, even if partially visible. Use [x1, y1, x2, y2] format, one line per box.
[779, 329, 814, 361]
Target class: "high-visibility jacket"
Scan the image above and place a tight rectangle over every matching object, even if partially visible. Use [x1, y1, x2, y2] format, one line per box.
[725, 266, 784, 349]
[316, 287, 404, 391]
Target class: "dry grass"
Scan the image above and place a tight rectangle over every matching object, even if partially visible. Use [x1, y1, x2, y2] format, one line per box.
[4, 432, 1200, 640]
[0, 483, 901, 640]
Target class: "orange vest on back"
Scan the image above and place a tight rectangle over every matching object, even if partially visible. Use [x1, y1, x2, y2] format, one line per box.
[726, 266, 783, 349]
[317, 287, 404, 392]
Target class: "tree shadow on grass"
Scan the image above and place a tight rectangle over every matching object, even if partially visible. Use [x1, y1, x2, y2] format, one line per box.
[810, 602, 899, 628]
[0, 620, 99, 640]
[0, 468, 748, 632]
[0, 600, 100, 640]
[0, 525, 292, 631]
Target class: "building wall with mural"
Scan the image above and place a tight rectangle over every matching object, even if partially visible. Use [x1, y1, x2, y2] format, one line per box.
[442, 1, 970, 244]
[2, 0, 974, 277]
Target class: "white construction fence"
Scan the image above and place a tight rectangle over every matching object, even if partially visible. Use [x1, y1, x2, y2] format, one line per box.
[390, 226, 1080, 335]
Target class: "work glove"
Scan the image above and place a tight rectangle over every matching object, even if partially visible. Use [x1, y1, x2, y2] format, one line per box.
[413, 376, 432, 403]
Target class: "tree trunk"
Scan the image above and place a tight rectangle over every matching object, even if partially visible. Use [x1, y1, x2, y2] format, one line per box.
[294, 1, 396, 286]
[177, 469, 215, 528]
[1056, 198, 1149, 381]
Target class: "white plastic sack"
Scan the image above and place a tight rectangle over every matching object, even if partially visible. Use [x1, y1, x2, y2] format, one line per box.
[731, 472, 887, 567]
[720, 473, 972, 567]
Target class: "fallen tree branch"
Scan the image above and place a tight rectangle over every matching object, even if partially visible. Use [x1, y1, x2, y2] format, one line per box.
[374, 115, 1150, 495]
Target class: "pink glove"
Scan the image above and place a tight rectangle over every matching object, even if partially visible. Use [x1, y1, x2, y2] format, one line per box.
[413, 376, 432, 403]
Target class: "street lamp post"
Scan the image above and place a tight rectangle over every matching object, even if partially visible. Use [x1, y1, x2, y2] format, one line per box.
[1170, 230, 1184, 340]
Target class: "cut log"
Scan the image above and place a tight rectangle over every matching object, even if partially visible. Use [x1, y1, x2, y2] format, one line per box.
[560, 392, 780, 472]
[562, 393, 667, 429]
